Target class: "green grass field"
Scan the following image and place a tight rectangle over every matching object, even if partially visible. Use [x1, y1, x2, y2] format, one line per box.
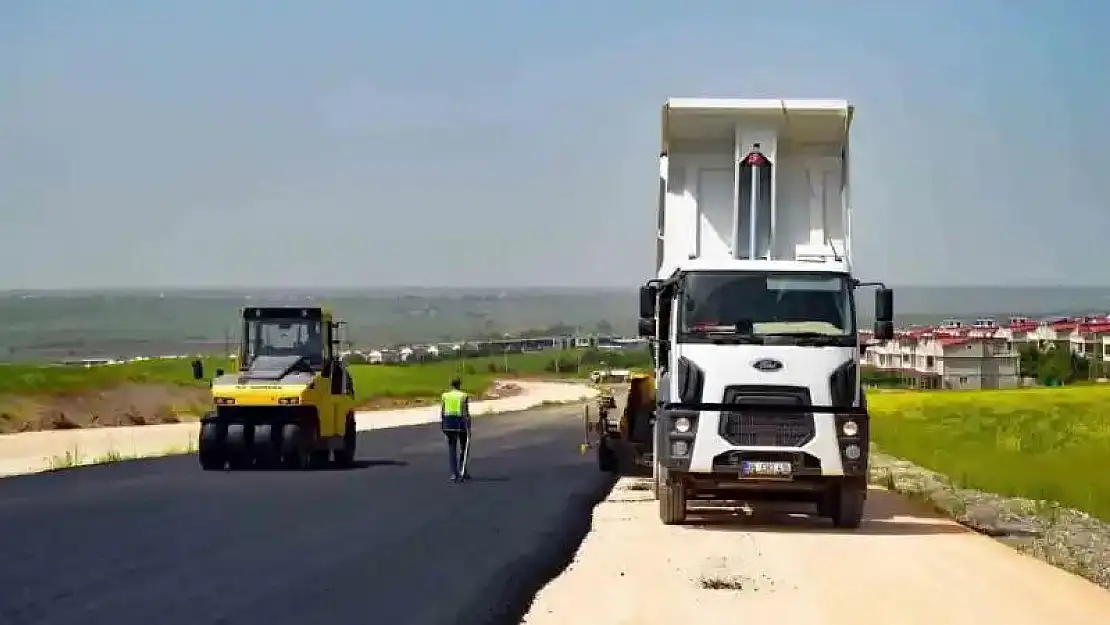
[0, 348, 650, 402]
[869, 386, 1110, 521]
[0, 357, 235, 394]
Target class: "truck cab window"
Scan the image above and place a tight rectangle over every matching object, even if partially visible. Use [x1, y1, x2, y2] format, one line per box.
[679, 271, 853, 338]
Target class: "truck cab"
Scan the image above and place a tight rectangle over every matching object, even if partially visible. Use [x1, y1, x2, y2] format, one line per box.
[640, 98, 894, 527]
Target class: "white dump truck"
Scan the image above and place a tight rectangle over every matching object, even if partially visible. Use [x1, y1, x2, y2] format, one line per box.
[638, 98, 895, 528]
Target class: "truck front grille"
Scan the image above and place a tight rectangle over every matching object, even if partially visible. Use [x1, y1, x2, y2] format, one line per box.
[717, 385, 816, 447]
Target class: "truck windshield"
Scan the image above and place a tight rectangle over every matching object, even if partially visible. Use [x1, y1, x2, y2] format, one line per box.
[243, 319, 325, 367]
[678, 271, 855, 341]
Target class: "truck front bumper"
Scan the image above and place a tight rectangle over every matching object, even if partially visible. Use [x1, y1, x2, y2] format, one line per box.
[655, 402, 869, 478]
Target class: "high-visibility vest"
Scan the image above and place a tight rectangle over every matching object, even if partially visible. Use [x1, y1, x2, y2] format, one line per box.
[441, 389, 469, 416]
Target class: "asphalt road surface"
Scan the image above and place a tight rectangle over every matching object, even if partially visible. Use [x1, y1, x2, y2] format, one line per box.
[0, 404, 611, 625]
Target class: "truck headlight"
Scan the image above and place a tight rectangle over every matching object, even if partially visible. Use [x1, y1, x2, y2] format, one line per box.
[214, 397, 235, 405]
[841, 420, 859, 437]
[278, 397, 300, 405]
[673, 416, 691, 433]
[843, 444, 861, 460]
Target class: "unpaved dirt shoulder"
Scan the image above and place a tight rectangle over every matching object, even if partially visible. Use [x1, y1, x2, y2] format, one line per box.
[869, 449, 1110, 589]
[521, 476, 1110, 625]
[0, 384, 210, 434]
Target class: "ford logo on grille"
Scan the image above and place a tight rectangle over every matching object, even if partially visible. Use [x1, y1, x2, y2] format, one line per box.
[752, 358, 784, 372]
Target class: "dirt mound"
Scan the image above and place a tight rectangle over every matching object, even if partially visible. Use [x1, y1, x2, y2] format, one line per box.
[0, 384, 210, 434]
[485, 381, 524, 399]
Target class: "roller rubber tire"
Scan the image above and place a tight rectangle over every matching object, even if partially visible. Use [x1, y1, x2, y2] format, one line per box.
[280, 423, 310, 470]
[225, 423, 252, 470]
[332, 413, 356, 467]
[597, 441, 618, 473]
[198, 420, 225, 471]
[252, 423, 279, 468]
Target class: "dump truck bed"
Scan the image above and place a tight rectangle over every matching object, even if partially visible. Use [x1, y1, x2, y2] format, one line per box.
[657, 98, 854, 279]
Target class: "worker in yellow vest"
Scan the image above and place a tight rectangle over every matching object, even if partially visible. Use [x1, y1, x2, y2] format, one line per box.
[441, 377, 472, 482]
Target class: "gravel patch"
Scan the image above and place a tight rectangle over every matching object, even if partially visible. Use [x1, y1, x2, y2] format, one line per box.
[868, 445, 1110, 589]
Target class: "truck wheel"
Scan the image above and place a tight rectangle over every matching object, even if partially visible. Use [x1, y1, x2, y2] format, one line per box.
[198, 419, 225, 471]
[332, 413, 356, 467]
[597, 441, 618, 473]
[828, 479, 867, 529]
[658, 474, 687, 525]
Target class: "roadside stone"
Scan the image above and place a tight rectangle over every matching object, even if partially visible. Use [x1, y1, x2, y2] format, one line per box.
[868, 446, 1110, 590]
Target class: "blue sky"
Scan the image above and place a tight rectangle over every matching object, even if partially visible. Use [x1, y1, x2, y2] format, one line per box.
[2, 0, 1107, 288]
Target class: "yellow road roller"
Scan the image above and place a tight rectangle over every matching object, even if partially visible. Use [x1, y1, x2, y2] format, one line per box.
[193, 306, 358, 471]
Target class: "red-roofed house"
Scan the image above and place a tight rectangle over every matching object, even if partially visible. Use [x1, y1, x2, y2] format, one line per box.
[998, 315, 1110, 359]
[863, 324, 1019, 389]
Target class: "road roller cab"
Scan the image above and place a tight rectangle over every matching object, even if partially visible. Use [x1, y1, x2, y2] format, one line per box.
[196, 306, 359, 471]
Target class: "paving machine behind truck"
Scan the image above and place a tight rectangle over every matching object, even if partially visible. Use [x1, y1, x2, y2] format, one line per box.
[595, 371, 656, 473]
[194, 306, 358, 471]
[639, 98, 895, 527]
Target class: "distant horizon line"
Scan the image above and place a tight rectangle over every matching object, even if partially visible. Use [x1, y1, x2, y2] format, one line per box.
[0, 285, 637, 293]
[4, 284, 1110, 293]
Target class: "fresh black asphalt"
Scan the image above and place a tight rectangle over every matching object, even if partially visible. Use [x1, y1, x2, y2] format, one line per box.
[0, 404, 614, 625]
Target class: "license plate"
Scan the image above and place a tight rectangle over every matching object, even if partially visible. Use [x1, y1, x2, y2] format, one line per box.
[741, 460, 792, 478]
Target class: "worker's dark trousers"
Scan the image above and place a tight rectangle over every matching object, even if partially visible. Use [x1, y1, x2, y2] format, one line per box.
[444, 429, 469, 477]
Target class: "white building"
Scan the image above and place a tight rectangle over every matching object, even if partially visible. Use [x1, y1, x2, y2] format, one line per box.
[863, 323, 1019, 390]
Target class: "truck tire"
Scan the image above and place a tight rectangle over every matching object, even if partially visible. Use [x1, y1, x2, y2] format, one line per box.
[828, 478, 867, 529]
[651, 459, 661, 500]
[332, 413, 356, 467]
[658, 474, 687, 525]
[598, 441, 618, 473]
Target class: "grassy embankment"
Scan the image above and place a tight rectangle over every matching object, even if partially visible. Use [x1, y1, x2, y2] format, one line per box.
[869, 385, 1110, 521]
[0, 348, 649, 434]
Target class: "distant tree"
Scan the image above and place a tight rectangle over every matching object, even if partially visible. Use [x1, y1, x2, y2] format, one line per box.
[1018, 344, 1042, 378]
[861, 366, 908, 388]
[1034, 345, 1088, 385]
[544, 323, 576, 336]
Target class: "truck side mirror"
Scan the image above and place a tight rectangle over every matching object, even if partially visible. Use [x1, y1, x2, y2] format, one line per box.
[873, 321, 894, 342]
[637, 317, 655, 338]
[215, 368, 225, 378]
[875, 288, 893, 323]
[638, 285, 657, 319]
